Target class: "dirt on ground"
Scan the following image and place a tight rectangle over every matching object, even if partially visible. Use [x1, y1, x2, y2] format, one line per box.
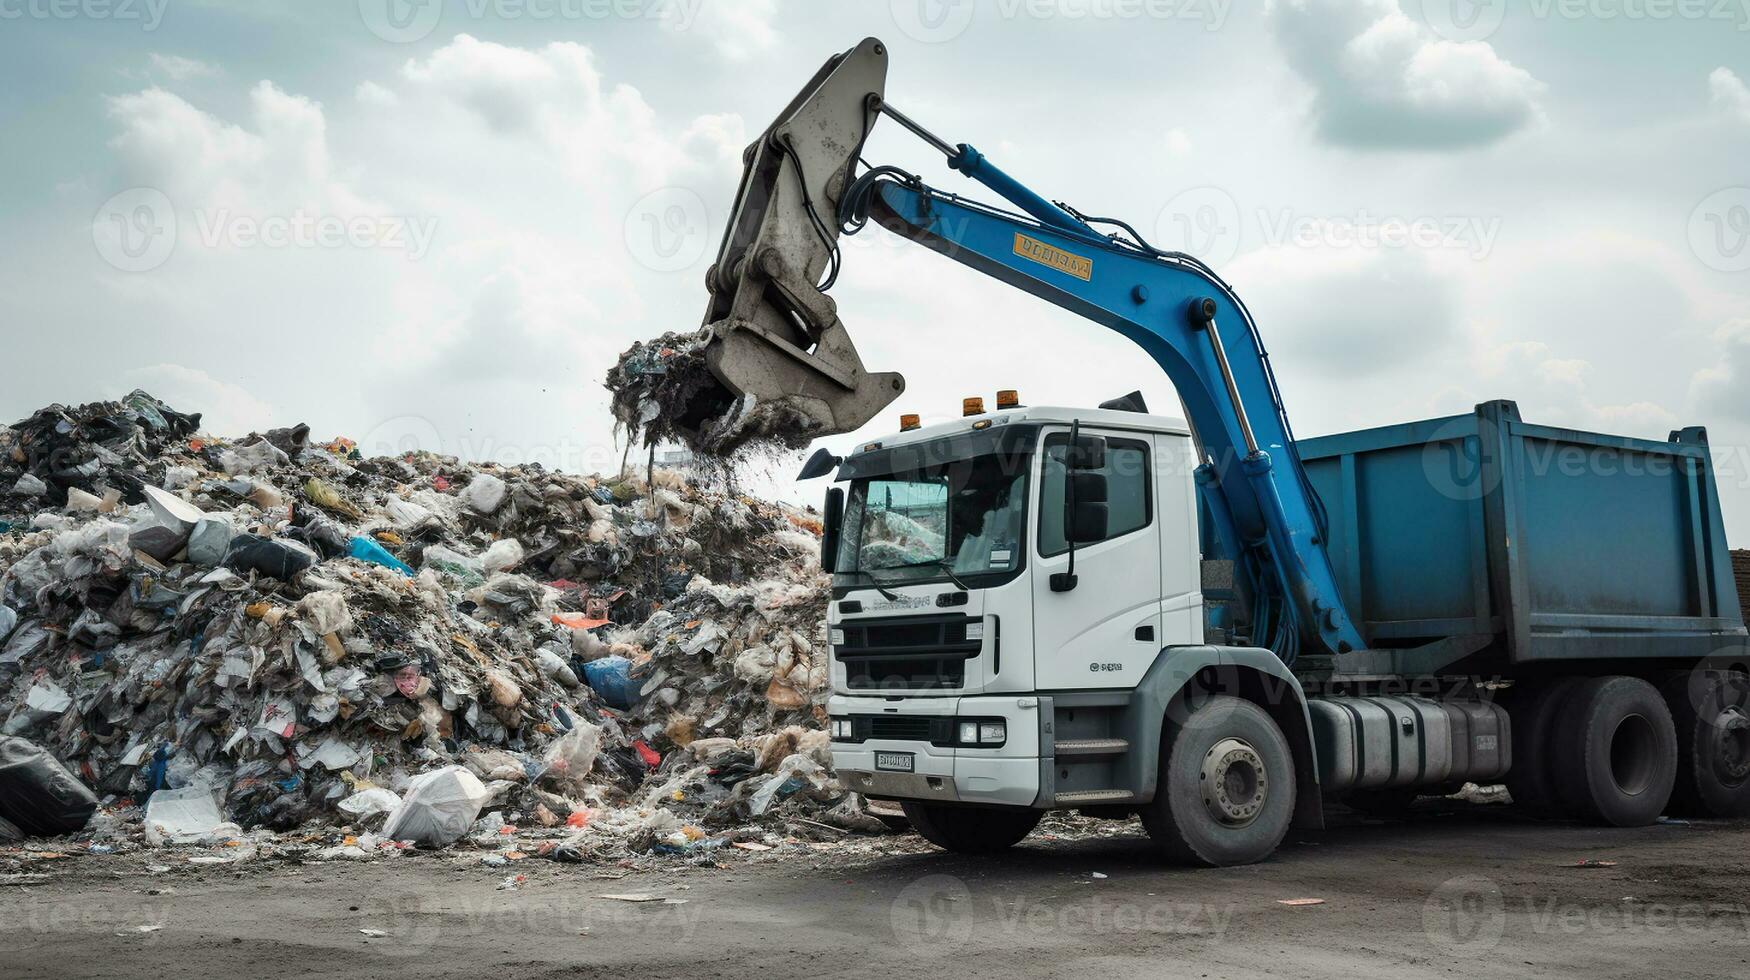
[7, 799, 1749, 980]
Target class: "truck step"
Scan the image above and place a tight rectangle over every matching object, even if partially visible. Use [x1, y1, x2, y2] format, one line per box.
[1054, 789, 1136, 805]
[1054, 738, 1130, 757]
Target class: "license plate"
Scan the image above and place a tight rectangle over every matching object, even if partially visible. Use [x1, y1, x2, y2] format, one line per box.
[875, 752, 915, 773]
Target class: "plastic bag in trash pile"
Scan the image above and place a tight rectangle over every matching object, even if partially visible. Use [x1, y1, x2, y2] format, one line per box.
[381, 766, 491, 848]
[0, 736, 98, 837]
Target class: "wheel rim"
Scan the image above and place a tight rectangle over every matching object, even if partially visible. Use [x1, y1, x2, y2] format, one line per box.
[1200, 736, 1267, 827]
[1609, 713, 1658, 797]
[1707, 706, 1750, 786]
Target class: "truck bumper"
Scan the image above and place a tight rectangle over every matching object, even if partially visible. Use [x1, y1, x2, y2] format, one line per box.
[827, 694, 1043, 808]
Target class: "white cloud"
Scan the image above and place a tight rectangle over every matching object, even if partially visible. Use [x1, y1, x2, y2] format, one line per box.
[1710, 67, 1750, 123]
[685, 0, 779, 62]
[354, 81, 399, 108]
[147, 53, 218, 81]
[1268, 0, 1545, 149]
[1692, 319, 1750, 422]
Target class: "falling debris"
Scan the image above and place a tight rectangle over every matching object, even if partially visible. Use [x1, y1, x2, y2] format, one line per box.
[0, 391, 888, 865]
[605, 331, 821, 459]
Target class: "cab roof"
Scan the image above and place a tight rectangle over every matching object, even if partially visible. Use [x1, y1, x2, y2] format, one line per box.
[847, 405, 1192, 458]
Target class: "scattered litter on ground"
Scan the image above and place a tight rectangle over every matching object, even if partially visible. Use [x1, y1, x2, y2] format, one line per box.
[1567, 859, 1619, 868]
[1277, 898, 1326, 907]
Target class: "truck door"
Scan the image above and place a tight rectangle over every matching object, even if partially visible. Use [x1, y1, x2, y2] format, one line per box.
[1032, 427, 1164, 690]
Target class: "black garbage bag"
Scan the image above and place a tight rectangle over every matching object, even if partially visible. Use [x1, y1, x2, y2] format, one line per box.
[223, 535, 317, 580]
[0, 736, 99, 837]
[0, 814, 21, 843]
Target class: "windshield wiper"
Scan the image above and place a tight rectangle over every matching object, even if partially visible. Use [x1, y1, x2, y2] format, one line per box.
[885, 557, 974, 592]
[843, 569, 904, 602]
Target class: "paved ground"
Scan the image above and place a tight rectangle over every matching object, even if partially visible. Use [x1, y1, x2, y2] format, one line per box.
[7, 801, 1749, 980]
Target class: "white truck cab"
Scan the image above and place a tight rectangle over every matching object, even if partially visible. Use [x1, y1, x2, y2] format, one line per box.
[825, 401, 1206, 811]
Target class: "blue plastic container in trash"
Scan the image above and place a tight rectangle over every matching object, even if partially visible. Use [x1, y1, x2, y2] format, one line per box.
[582, 655, 640, 708]
[348, 535, 414, 576]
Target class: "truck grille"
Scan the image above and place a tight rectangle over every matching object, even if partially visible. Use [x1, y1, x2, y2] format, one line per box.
[835, 613, 979, 691]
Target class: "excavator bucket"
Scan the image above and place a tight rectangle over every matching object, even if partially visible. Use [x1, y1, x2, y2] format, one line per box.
[691, 36, 904, 440]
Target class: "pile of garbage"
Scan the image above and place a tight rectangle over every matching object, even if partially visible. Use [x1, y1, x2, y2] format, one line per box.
[606, 331, 820, 459]
[0, 391, 866, 862]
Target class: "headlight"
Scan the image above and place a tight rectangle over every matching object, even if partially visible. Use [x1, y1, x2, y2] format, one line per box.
[830, 718, 853, 739]
[954, 718, 1007, 747]
[829, 627, 845, 646]
[964, 620, 984, 641]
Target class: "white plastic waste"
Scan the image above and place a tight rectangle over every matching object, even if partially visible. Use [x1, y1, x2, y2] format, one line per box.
[482, 538, 524, 573]
[143, 786, 228, 846]
[381, 766, 491, 848]
[540, 722, 601, 791]
[338, 787, 403, 821]
[463, 473, 508, 514]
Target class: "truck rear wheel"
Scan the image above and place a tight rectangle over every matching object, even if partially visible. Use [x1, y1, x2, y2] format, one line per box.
[1553, 676, 1677, 827]
[1141, 696, 1294, 867]
[1662, 669, 1750, 818]
[1504, 677, 1583, 817]
[899, 802, 1041, 854]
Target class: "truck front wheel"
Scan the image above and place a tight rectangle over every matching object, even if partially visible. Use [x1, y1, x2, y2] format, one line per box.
[1141, 696, 1295, 867]
[900, 802, 1041, 854]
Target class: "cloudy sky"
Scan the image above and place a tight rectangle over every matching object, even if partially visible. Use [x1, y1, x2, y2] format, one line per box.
[3, 0, 1749, 538]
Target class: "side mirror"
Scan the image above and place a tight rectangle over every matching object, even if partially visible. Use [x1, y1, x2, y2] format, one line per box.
[1066, 472, 1108, 543]
[1066, 434, 1106, 470]
[797, 447, 842, 481]
[821, 487, 844, 573]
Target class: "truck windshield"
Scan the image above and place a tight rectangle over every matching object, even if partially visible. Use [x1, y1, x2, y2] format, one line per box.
[835, 452, 1029, 587]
